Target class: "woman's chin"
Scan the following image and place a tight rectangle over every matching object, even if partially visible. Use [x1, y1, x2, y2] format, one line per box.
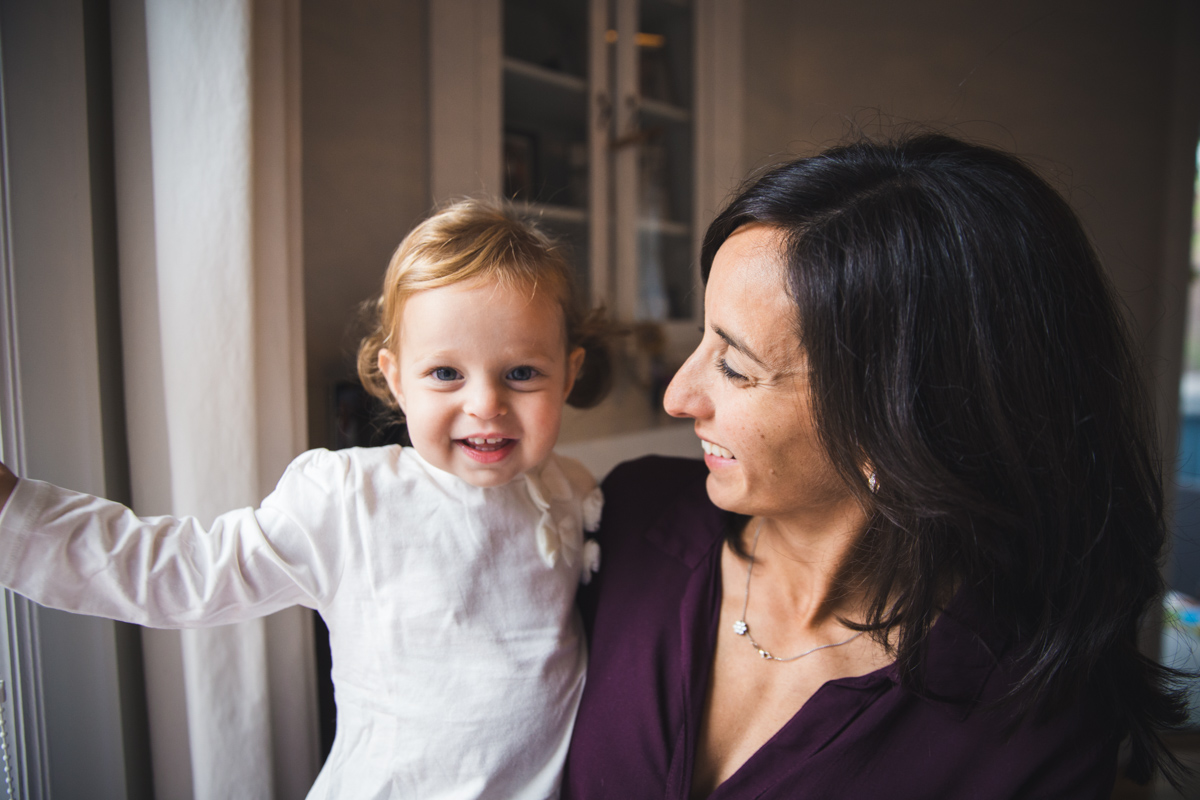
[705, 473, 750, 514]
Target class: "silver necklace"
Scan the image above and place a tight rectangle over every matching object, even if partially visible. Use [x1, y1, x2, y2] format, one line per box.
[732, 519, 865, 662]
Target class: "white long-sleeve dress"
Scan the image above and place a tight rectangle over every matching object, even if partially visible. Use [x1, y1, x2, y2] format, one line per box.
[0, 445, 602, 799]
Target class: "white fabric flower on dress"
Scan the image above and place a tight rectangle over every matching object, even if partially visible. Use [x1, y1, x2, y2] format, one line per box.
[525, 457, 590, 569]
[524, 471, 558, 567]
[580, 539, 601, 585]
[557, 516, 581, 568]
[525, 471, 549, 508]
[582, 487, 603, 533]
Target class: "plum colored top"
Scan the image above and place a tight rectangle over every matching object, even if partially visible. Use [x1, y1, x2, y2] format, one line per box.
[563, 456, 1118, 799]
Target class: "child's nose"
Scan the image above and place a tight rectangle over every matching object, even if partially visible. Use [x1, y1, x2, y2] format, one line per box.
[463, 380, 506, 420]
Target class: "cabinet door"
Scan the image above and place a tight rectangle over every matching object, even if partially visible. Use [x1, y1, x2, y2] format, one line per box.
[612, 0, 695, 325]
[502, 0, 596, 304]
[432, 0, 743, 448]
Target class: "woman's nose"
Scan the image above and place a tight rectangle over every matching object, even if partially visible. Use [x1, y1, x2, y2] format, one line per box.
[663, 350, 705, 419]
[464, 380, 506, 420]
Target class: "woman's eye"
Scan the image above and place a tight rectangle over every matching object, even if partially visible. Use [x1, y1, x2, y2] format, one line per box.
[506, 365, 537, 382]
[717, 358, 747, 382]
[432, 367, 460, 382]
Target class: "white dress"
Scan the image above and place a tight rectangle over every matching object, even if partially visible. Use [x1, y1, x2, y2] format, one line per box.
[0, 446, 602, 800]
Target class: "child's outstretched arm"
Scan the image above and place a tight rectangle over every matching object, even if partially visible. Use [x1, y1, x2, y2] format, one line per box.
[0, 451, 344, 628]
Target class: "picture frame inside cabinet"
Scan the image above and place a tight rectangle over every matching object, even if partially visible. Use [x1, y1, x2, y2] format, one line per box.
[503, 129, 538, 202]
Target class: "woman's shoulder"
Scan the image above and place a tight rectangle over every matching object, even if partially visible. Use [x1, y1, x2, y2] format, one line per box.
[601, 455, 709, 501]
[576, 456, 724, 638]
[595, 456, 724, 568]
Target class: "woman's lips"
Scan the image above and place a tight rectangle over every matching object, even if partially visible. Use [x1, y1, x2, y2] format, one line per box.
[455, 437, 517, 464]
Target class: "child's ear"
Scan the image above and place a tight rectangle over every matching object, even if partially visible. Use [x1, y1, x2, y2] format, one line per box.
[378, 348, 406, 413]
[564, 346, 586, 398]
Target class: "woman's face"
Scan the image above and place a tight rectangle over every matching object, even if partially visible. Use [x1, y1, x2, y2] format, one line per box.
[664, 224, 851, 521]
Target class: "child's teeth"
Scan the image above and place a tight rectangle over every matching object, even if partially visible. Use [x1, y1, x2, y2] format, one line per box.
[701, 440, 734, 459]
[467, 437, 504, 445]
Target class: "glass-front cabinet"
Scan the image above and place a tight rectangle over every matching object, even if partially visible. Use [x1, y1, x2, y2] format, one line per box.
[430, 0, 742, 441]
[502, 0, 695, 322]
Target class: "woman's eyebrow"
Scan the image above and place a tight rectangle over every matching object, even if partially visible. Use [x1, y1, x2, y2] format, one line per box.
[713, 325, 768, 368]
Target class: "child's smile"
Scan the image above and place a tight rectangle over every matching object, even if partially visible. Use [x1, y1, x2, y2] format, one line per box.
[457, 436, 517, 463]
[377, 279, 584, 488]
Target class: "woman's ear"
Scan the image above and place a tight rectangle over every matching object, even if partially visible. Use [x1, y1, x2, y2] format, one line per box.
[565, 346, 586, 397]
[378, 348, 405, 413]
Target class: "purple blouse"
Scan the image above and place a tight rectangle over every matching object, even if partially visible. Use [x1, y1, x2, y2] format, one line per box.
[562, 456, 1118, 799]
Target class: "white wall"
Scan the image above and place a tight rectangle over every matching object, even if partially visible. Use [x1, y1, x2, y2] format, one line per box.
[301, 0, 431, 449]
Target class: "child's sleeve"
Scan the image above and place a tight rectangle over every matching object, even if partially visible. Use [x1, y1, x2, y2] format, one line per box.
[0, 449, 348, 628]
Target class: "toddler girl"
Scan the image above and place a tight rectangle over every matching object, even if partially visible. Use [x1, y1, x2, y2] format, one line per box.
[0, 199, 611, 799]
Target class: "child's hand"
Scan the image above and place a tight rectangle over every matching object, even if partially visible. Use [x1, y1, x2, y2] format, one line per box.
[0, 462, 15, 512]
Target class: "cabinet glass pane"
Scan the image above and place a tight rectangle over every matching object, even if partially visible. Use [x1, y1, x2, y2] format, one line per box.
[504, 0, 588, 79]
[637, 0, 693, 320]
[502, 68, 588, 209]
[503, 0, 591, 304]
[637, 0, 692, 109]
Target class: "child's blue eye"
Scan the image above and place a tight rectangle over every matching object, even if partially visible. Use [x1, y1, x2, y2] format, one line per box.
[432, 367, 460, 382]
[507, 366, 537, 381]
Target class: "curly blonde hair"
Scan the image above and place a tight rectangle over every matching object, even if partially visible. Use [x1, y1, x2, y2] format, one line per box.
[357, 198, 613, 415]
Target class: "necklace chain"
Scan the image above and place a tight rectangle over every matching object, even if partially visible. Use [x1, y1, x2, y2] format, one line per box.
[733, 519, 864, 662]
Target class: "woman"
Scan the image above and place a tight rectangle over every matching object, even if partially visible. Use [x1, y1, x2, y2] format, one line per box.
[563, 134, 1186, 798]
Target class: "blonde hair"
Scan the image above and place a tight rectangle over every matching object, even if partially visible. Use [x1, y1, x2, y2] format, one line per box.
[357, 198, 613, 413]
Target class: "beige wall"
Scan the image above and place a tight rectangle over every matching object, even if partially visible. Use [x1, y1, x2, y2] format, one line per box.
[742, 0, 1188, 362]
[302, 0, 430, 448]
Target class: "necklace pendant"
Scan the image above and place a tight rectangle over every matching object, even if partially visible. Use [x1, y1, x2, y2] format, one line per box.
[758, 649, 771, 659]
[733, 619, 748, 636]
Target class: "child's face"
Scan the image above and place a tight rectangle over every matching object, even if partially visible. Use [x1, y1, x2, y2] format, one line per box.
[378, 279, 585, 488]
